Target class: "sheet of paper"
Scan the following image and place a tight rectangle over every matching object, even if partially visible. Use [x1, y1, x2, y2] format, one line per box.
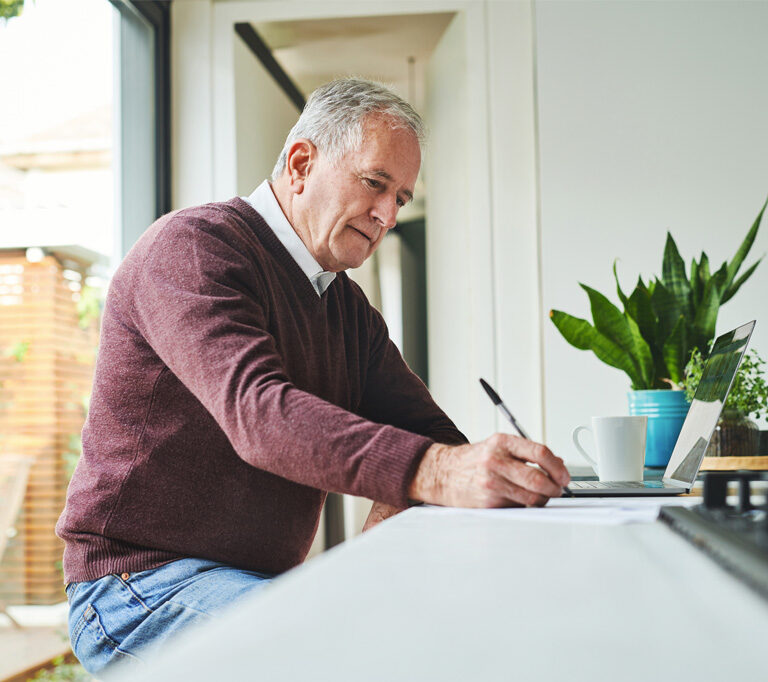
[419, 496, 700, 525]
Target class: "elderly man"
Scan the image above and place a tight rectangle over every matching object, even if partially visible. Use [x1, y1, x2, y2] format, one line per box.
[56, 78, 569, 673]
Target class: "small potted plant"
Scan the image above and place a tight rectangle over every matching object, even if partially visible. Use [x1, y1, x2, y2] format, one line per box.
[682, 348, 768, 457]
[550, 195, 766, 467]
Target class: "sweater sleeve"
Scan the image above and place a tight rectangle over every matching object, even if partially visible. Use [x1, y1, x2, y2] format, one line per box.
[125, 211, 434, 507]
[354, 285, 469, 447]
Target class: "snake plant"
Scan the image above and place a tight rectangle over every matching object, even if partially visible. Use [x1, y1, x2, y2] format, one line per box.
[550, 196, 766, 390]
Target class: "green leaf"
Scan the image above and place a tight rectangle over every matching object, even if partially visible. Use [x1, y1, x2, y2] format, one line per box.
[549, 310, 595, 350]
[698, 252, 710, 281]
[627, 277, 657, 345]
[550, 309, 644, 387]
[692, 279, 721, 347]
[626, 313, 654, 388]
[588, 330, 645, 388]
[725, 194, 767, 290]
[661, 233, 692, 317]
[695, 252, 710, 313]
[580, 284, 635, 354]
[722, 256, 763, 304]
[711, 261, 729, 297]
[662, 315, 686, 384]
[690, 257, 701, 307]
[650, 279, 681, 344]
[628, 277, 662, 387]
[613, 260, 630, 311]
[581, 284, 651, 387]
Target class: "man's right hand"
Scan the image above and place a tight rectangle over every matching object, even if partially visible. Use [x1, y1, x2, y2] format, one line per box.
[408, 434, 570, 508]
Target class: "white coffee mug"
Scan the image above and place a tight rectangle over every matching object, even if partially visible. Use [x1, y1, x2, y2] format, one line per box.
[572, 416, 647, 481]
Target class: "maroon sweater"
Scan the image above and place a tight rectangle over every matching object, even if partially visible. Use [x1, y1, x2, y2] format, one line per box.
[56, 199, 466, 582]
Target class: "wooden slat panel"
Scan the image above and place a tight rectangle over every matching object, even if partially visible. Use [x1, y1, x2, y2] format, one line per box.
[1, 554, 63, 567]
[0, 253, 99, 604]
[0, 565, 63, 577]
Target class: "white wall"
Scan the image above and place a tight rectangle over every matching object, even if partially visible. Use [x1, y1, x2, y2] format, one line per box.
[485, 0, 544, 441]
[426, 4, 541, 443]
[536, 0, 768, 465]
[171, 0, 214, 209]
[233, 36, 298, 196]
[425, 12, 476, 437]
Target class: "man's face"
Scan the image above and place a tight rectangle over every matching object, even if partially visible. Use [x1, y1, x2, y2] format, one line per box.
[294, 117, 421, 272]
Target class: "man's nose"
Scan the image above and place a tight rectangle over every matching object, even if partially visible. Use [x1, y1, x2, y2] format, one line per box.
[371, 194, 399, 231]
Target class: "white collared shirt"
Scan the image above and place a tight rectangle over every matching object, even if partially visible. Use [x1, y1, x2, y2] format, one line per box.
[242, 180, 336, 296]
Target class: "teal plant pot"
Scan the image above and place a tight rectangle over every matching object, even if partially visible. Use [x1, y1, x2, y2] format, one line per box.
[627, 390, 690, 468]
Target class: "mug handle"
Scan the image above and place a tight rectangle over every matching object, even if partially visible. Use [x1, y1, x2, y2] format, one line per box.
[572, 425, 599, 473]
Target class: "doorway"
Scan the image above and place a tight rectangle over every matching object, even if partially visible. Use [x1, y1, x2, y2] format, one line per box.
[230, 11, 455, 544]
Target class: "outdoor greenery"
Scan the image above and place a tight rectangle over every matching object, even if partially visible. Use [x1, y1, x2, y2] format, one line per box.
[682, 348, 768, 421]
[0, 0, 26, 21]
[76, 285, 102, 330]
[28, 656, 92, 682]
[0, 341, 29, 450]
[550, 196, 767, 390]
[9, 340, 30, 362]
[63, 395, 89, 480]
[63, 433, 82, 481]
[59, 284, 102, 478]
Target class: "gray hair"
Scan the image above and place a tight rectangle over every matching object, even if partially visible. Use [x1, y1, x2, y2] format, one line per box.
[271, 78, 425, 180]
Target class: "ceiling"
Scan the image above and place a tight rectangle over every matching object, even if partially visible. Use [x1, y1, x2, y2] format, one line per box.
[253, 13, 455, 113]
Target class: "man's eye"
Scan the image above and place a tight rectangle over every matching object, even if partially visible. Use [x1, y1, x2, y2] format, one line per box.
[365, 178, 381, 189]
[396, 197, 405, 208]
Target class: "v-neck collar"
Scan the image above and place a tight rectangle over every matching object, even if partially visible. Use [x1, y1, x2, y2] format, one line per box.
[241, 181, 336, 297]
[227, 197, 337, 308]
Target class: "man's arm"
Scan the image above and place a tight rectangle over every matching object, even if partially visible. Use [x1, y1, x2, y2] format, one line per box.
[126, 213, 434, 509]
[354, 287, 468, 447]
[129, 213, 568, 513]
[363, 433, 571, 529]
[409, 434, 570, 507]
[352, 282, 569, 518]
[362, 501, 404, 532]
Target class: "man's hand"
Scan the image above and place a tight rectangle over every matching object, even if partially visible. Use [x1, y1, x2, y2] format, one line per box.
[408, 434, 570, 508]
[362, 501, 405, 532]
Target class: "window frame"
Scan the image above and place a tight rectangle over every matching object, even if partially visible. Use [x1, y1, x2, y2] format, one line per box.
[109, 0, 171, 260]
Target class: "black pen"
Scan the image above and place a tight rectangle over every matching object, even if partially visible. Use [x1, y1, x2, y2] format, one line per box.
[479, 378, 572, 495]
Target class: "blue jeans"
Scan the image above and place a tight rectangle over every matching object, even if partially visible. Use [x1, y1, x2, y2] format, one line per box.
[66, 558, 274, 675]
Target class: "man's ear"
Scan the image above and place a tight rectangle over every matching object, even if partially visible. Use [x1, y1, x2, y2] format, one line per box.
[285, 139, 315, 194]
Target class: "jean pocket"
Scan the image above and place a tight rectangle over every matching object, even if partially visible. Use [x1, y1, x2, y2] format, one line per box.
[65, 582, 80, 602]
[70, 604, 139, 675]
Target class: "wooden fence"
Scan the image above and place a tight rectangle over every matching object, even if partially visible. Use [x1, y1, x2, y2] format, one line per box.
[0, 251, 99, 605]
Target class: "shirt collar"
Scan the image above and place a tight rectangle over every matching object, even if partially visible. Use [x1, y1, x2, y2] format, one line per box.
[242, 180, 336, 296]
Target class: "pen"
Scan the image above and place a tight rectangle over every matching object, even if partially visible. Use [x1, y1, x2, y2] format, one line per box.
[479, 378, 529, 439]
[479, 378, 572, 495]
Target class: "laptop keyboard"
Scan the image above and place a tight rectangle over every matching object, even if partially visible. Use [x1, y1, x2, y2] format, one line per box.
[569, 481, 662, 489]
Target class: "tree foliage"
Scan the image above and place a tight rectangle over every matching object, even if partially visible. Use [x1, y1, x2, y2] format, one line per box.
[0, 0, 26, 21]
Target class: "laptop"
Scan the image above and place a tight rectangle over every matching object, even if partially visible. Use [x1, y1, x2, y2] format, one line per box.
[566, 320, 755, 497]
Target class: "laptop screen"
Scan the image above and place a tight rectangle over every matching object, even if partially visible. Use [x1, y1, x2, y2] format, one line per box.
[663, 321, 755, 487]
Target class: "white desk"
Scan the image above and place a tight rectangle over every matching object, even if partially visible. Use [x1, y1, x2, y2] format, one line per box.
[112, 500, 768, 681]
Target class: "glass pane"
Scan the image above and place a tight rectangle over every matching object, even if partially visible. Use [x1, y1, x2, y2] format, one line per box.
[115, 1, 157, 256]
[0, 0, 114, 621]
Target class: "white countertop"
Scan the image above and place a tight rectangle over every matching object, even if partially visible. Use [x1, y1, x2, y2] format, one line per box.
[110, 498, 768, 682]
